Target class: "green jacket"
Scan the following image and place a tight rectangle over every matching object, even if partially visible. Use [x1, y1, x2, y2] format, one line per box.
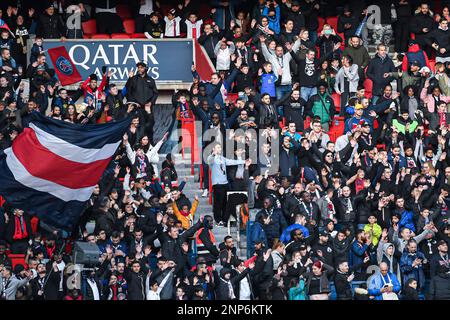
[307, 93, 335, 124]
[392, 119, 418, 135]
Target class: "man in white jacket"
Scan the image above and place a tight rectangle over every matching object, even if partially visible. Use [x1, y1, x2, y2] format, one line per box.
[214, 38, 236, 71]
[260, 35, 301, 116]
[123, 132, 168, 178]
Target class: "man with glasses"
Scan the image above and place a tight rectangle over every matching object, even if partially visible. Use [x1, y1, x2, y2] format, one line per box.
[52, 88, 73, 114]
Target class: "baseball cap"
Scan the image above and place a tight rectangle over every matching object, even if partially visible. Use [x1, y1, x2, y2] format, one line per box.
[410, 60, 421, 67]
[420, 66, 431, 73]
[319, 230, 329, 237]
[355, 103, 364, 110]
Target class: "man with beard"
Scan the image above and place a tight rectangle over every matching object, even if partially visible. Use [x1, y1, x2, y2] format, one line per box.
[298, 191, 320, 225]
[410, 2, 436, 57]
[219, 236, 239, 269]
[283, 183, 304, 222]
[279, 84, 307, 132]
[125, 61, 158, 108]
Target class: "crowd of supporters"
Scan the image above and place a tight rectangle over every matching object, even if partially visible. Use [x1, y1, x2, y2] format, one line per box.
[0, 0, 450, 301]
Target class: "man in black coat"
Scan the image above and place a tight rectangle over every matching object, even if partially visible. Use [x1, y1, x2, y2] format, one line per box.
[428, 264, 450, 300]
[198, 23, 225, 66]
[426, 18, 450, 63]
[216, 267, 253, 300]
[252, 244, 274, 300]
[334, 261, 354, 300]
[156, 216, 204, 274]
[429, 240, 449, 278]
[35, 4, 67, 39]
[410, 2, 436, 56]
[279, 84, 307, 133]
[125, 61, 158, 107]
[366, 44, 395, 104]
[124, 260, 148, 300]
[30, 262, 60, 300]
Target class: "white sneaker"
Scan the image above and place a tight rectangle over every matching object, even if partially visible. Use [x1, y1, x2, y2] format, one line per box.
[202, 189, 209, 197]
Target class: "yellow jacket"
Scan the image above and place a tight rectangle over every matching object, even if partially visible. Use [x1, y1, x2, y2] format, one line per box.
[173, 199, 199, 230]
[364, 223, 382, 247]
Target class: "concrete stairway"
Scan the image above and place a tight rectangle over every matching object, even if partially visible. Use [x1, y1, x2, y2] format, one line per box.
[157, 151, 248, 264]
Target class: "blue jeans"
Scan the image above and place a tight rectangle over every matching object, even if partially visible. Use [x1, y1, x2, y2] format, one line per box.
[301, 87, 317, 103]
[309, 31, 318, 45]
[276, 84, 292, 117]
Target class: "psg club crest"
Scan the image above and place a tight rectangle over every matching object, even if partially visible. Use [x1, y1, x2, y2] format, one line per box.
[55, 56, 74, 75]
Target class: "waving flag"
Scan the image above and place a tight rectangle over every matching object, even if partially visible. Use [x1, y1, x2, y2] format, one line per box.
[47, 46, 82, 86]
[0, 113, 131, 231]
[0, 18, 14, 38]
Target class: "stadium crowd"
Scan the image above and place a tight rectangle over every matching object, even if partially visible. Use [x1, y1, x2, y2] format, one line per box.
[0, 0, 450, 301]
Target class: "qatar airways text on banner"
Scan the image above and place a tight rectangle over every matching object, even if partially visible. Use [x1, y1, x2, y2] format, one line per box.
[40, 39, 194, 84]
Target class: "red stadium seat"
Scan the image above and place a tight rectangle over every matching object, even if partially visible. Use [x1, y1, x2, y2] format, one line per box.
[91, 34, 111, 39]
[318, 17, 325, 32]
[123, 19, 135, 34]
[83, 34, 91, 39]
[82, 19, 96, 35]
[326, 16, 338, 31]
[226, 93, 239, 104]
[8, 254, 26, 269]
[332, 93, 340, 113]
[131, 33, 146, 39]
[116, 4, 132, 19]
[429, 59, 435, 73]
[111, 33, 131, 39]
[30, 216, 39, 234]
[363, 78, 373, 98]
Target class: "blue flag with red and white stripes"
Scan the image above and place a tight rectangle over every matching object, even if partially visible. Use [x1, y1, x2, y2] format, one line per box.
[0, 113, 131, 231]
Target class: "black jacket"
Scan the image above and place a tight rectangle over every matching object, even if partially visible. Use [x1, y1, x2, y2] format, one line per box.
[124, 268, 147, 300]
[429, 272, 450, 300]
[157, 219, 202, 273]
[290, 53, 320, 88]
[216, 268, 251, 300]
[366, 55, 396, 96]
[30, 272, 60, 300]
[255, 208, 287, 241]
[257, 102, 279, 129]
[125, 74, 158, 106]
[426, 28, 450, 58]
[334, 271, 353, 300]
[410, 12, 436, 44]
[36, 13, 66, 39]
[279, 95, 307, 132]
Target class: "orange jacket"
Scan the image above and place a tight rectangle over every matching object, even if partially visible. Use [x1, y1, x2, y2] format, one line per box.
[172, 199, 198, 229]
